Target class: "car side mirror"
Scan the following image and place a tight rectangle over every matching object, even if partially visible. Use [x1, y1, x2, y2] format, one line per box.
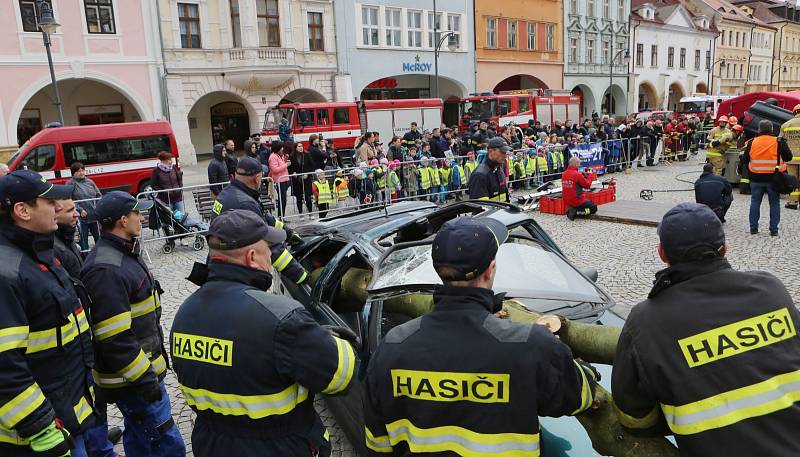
[579, 267, 598, 282]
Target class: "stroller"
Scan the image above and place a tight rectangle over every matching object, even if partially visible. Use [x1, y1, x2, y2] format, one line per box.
[148, 198, 209, 254]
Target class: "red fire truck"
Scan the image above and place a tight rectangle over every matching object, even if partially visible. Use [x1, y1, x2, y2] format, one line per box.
[262, 99, 443, 149]
[458, 90, 582, 131]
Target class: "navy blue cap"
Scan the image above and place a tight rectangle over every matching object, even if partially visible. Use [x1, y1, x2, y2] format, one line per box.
[0, 170, 72, 206]
[207, 209, 286, 250]
[95, 191, 153, 223]
[658, 203, 725, 262]
[432, 217, 509, 280]
[236, 157, 262, 176]
[487, 137, 511, 152]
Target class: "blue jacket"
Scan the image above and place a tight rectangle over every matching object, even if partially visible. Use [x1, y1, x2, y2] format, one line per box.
[694, 171, 733, 210]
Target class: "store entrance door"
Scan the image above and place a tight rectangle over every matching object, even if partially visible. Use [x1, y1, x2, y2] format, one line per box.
[210, 102, 250, 151]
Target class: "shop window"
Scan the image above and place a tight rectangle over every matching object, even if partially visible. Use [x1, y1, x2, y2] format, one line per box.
[21, 145, 55, 171]
[178, 3, 201, 49]
[77, 105, 124, 126]
[84, 0, 115, 34]
[257, 0, 280, 47]
[19, 0, 51, 33]
[316, 109, 329, 126]
[308, 11, 323, 51]
[333, 108, 350, 125]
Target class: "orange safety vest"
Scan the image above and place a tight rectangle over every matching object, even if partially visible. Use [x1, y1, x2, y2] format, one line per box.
[748, 136, 787, 174]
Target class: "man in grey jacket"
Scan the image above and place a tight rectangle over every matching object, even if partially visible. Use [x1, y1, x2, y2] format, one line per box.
[68, 161, 102, 250]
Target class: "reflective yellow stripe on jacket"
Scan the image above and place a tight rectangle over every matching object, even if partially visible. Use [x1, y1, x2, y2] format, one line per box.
[92, 312, 132, 342]
[272, 248, 294, 271]
[0, 326, 28, 353]
[479, 194, 508, 203]
[385, 419, 540, 456]
[365, 426, 392, 453]
[0, 384, 47, 428]
[93, 349, 152, 388]
[26, 309, 90, 354]
[321, 337, 356, 395]
[131, 293, 160, 319]
[661, 369, 800, 435]
[179, 383, 309, 420]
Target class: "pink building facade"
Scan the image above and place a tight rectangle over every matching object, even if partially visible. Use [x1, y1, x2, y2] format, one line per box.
[1, 0, 165, 156]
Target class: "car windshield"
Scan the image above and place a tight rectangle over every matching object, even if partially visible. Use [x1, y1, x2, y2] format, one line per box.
[7, 143, 28, 166]
[462, 99, 497, 119]
[370, 241, 604, 304]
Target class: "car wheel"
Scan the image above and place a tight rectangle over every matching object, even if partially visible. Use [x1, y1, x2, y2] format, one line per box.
[314, 396, 357, 457]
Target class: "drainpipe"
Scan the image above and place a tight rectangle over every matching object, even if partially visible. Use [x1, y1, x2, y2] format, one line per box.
[746, 24, 755, 92]
[154, 0, 170, 121]
[775, 23, 785, 91]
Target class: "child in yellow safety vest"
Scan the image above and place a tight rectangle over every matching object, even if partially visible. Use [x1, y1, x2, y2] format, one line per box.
[450, 159, 466, 200]
[374, 158, 388, 202]
[333, 170, 350, 206]
[429, 160, 441, 203]
[419, 157, 433, 200]
[514, 151, 527, 189]
[312, 169, 333, 218]
[439, 160, 451, 201]
[387, 160, 402, 202]
[464, 151, 478, 184]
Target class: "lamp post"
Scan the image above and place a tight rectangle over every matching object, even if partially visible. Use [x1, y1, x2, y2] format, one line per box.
[606, 47, 629, 115]
[37, 0, 64, 126]
[771, 65, 787, 92]
[708, 59, 726, 96]
[434, 31, 458, 100]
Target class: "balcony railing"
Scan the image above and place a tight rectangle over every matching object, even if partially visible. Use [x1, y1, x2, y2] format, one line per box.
[163, 47, 296, 70]
[226, 47, 294, 65]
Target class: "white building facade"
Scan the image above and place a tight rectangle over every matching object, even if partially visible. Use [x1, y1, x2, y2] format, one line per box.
[564, 0, 631, 118]
[157, 0, 339, 162]
[332, 0, 475, 125]
[629, 1, 717, 111]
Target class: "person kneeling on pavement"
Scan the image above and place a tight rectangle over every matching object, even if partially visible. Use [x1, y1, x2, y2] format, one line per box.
[562, 156, 597, 220]
[694, 163, 733, 222]
[612, 203, 800, 457]
[171, 210, 357, 457]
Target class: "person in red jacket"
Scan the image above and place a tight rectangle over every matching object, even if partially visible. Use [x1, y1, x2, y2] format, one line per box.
[562, 156, 597, 220]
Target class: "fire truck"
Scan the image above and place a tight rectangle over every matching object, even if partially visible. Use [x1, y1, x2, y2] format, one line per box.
[262, 99, 442, 149]
[458, 90, 582, 132]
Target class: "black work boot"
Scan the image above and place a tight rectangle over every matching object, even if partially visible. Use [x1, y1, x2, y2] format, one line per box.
[567, 208, 577, 221]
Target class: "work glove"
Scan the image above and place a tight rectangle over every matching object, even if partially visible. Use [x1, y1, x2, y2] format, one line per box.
[135, 381, 163, 404]
[29, 421, 73, 456]
[322, 324, 362, 351]
[711, 140, 720, 147]
[576, 358, 601, 383]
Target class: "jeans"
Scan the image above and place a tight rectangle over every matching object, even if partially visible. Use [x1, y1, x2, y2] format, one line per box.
[749, 181, 780, 233]
[114, 382, 185, 457]
[275, 181, 290, 217]
[78, 219, 99, 252]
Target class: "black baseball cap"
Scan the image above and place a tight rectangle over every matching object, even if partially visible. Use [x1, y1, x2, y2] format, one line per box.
[95, 191, 154, 223]
[432, 217, 509, 280]
[207, 209, 286, 250]
[487, 137, 511, 153]
[0, 170, 72, 206]
[236, 157, 262, 176]
[657, 203, 725, 262]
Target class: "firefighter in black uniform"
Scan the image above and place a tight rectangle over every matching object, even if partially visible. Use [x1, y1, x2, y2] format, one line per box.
[612, 202, 800, 457]
[364, 217, 597, 456]
[0, 170, 95, 456]
[211, 157, 308, 284]
[81, 192, 185, 457]
[171, 210, 357, 457]
[467, 137, 510, 202]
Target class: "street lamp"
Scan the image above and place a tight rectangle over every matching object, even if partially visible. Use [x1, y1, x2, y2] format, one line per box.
[605, 48, 629, 115]
[432, 0, 457, 100]
[434, 31, 458, 100]
[771, 65, 787, 92]
[37, 0, 64, 126]
[708, 59, 726, 95]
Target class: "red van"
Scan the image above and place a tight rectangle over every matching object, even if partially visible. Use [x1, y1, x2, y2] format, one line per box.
[7, 121, 179, 195]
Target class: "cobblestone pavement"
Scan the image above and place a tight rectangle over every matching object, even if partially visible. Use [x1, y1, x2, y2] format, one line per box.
[109, 152, 799, 454]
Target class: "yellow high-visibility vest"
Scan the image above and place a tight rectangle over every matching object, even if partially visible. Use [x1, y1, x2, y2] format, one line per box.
[313, 180, 333, 204]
